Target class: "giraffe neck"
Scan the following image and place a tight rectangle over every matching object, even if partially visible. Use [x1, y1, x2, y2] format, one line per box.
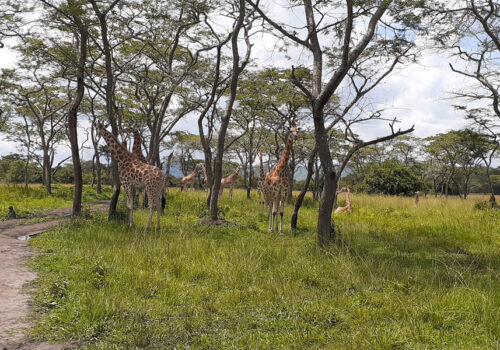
[274, 134, 295, 178]
[189, 166, 198, 178]
[201, 164, 207, 180]
[132, 130, 146, 162]
[259, 154, 265, 181]
[102, 129, 134, 165]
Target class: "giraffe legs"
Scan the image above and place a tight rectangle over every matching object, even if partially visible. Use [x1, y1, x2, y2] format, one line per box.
[156, 202, 161, 231]
[268, 204, 274, 232]
[269, 200, 279, 232]
[124, 185, 135, 227]
[274, 201, 279, 232]
[146, 196, 162, 231]
[229, 184, 233, 200]
[278, 199, 285, 235]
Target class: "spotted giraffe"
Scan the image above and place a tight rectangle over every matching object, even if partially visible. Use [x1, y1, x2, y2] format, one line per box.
[95, 121, 166, 230]
[263, 125, 297, 234]
[181, 164, 202, 191]
[220, 166, 240, 199]
[257, 151, 266, 206]
[123, 124, 148, 207]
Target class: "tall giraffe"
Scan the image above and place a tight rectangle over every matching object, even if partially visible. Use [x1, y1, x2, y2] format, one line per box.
[257, 151, 266, 206]
[220, 165, 240, 199]
[334, 187, 351, 213]
[181, 164, 201, 191]
[95, 121, 166, 230]
[263, 125, 297, 234]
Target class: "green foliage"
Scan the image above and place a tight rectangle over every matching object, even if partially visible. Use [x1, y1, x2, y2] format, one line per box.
[27, 190, 500, 349]
[0, 184, 111, 220]
[358, 161, 423, 196]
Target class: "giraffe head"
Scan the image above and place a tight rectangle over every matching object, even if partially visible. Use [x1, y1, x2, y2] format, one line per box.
[94, 120, 108, 140]
[122, 123, 136, 134]
[336, 187, 348, 194]
[235, 166, 240, 175]
[291, 125, 297, 139]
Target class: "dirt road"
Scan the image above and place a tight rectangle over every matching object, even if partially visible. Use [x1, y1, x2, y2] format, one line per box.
[0, 201, 109, 350]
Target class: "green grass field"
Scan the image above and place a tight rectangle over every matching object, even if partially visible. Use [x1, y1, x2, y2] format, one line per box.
[28, 189, 500, 349]
[0, 184, 111, 220]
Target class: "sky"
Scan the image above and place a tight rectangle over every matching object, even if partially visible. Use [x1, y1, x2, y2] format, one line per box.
[0, 2, 475, 166]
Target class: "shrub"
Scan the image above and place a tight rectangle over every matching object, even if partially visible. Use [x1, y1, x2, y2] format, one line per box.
[358, 161, 423, 196]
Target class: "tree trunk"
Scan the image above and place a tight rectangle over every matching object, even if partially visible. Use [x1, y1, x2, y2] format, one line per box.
[89, 0, 121, 220]
[247, 164, 253, 199]
[317, 171, 337, 245]
[209, 0, 246, 220]
[43, 151, 52, 195]
[486, 165, 496, 204]
[312, 104, 338, 245]
[291, 149, 315, 229]
[287, 148, 295, 202]
[24, 156, 29, 189]
[67, 22, 87, 217]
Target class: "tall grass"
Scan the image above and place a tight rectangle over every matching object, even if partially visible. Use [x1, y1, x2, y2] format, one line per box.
[29, 190, 500, 349]
[0, 184, 111, 220]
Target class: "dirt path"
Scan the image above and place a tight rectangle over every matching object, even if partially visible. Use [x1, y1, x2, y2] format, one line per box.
[0, 201, 109, 350]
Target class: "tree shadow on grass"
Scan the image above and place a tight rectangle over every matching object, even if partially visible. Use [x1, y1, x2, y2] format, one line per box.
[337, 223, 500, 288]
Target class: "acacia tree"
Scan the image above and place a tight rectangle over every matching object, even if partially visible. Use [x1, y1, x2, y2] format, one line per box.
[115, 0, 218, 166]
[208, 0, 253, 221]
[425, 130, 484, 198]
[439, 0, 500, 125]
[248, 0, 425, 244]
[461, 126, 499, 202]
[88, 0, 123, 220]
[38, 0, 89, 215]
[0, 66, 68, 195]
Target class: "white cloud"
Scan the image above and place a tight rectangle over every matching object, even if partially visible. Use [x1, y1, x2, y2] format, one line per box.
[0, 3, 482, 163]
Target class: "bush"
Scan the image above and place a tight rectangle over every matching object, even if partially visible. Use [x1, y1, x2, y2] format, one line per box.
[358, 161, 423, 196]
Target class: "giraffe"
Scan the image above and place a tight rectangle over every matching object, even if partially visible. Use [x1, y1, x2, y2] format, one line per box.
[257, 151, 266, 206]
[262, 125, 297, 234]
[181, 164, 202, 191]
[334, 187, 351, 214]
[95, 121, 166, 230]
[124, 124, 148, 207]
[220, 165, 240, 199]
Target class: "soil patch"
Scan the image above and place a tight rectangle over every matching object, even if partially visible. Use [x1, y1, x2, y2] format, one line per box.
[0, 201, 109, 350]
